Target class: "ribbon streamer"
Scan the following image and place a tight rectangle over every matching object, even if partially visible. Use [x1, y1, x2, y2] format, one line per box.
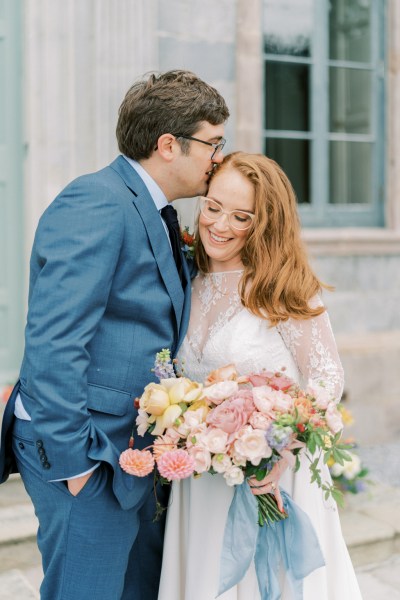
[217, 484, 325, 599]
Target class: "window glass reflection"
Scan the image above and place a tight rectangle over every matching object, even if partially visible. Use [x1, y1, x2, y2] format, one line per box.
[329, 0, 371, 62]
[329, 141, 372, 204]
[263, 0, 313, 56]
[265, 62, 310, 131]
[266, 138, 310, 204]
[329, 67, 371, 133]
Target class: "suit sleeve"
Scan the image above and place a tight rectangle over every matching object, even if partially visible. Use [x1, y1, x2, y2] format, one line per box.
[24, 177, 125, 480]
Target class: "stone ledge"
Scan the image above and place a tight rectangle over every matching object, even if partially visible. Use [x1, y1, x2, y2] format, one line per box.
[0, 504, 38, 546]
[0, 569, 39, 599]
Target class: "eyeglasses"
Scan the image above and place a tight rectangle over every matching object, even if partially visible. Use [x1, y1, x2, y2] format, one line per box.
[199, 197, 255, 231]
[173, 134, 226, 160]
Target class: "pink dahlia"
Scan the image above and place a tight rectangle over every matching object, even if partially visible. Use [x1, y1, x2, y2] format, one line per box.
[157, 449, 195, 480]
[119, 449, 155, 477]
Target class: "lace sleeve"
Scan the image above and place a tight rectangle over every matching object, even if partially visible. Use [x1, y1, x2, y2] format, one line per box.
[276, 298, 344, 402]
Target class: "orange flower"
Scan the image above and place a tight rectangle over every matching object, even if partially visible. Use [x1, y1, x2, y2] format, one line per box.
[1, 385, 13, 404]
[119, 449, 155, 477]
[152, 435, 178, 460]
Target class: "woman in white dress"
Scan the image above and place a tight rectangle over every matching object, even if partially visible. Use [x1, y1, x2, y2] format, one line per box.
[158, 152, 362, 600]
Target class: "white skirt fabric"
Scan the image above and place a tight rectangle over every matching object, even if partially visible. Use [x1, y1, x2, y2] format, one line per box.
[158, 455, 362, 600]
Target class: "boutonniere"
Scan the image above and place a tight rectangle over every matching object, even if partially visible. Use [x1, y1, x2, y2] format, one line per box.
[181, 226, 195, 259]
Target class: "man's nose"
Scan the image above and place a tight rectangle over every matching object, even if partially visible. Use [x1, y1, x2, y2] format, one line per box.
[212, 150, 224, 164]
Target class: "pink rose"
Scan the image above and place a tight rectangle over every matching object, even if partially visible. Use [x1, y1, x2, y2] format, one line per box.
[306, 380, 333, 409]
[273, 390, 294, 413]
[252, 386, 275, 415]
[325, 402, 343, 434]
[206, 395, 253, 433]
[249, 411, 271, 430]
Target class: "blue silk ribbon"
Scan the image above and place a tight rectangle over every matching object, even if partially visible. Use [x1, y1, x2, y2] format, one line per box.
[217, 484, 325, 599]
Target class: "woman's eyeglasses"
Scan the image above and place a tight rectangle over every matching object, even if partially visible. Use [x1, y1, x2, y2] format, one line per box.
[199, 197, 254, 231]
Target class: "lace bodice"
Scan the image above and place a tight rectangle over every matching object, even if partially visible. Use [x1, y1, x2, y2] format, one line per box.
[178, 271, 344, 401]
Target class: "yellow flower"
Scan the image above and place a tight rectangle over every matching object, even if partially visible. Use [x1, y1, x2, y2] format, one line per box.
[140, 383, 170, 416]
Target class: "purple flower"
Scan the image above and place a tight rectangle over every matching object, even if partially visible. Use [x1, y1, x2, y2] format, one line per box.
[265, 424, 292, 451]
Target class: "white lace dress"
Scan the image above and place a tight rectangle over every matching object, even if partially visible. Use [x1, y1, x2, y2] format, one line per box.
[158, 271, 362, 600]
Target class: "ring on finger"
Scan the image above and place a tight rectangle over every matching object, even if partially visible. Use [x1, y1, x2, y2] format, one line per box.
[271, 482, 276, 491]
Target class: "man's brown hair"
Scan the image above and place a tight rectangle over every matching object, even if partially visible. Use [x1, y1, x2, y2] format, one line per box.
[116, 70, 229, 160]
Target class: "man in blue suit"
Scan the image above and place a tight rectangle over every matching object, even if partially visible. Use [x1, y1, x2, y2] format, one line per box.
[0, 70, 229, 599]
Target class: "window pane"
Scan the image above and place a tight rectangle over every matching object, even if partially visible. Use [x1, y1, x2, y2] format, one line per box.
[263, 0, 313, 57]
[265, 138, 310, 204]
[329, 0, 371, 62]
[330, 67, 371, 133]
[265, 61, 310, 131]
[329, 141, 372, 204]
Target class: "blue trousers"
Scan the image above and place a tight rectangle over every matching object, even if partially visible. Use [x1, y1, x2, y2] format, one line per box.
[12, 418, 167, 600]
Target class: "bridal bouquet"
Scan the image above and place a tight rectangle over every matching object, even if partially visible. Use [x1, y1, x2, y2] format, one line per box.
[120, 350, 351, 526]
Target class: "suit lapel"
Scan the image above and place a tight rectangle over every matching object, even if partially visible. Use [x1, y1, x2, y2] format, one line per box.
[109, 156, 184, 333]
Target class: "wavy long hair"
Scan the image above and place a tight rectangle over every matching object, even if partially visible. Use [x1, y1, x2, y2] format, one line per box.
[195, 152, 329, 325]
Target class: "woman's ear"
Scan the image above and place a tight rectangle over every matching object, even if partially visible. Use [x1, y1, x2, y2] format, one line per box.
[154, 133, 178, 162]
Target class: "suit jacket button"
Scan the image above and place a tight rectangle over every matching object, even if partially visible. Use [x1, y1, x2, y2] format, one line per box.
[36, 440, 43, 448]
[18, 442, 25, 450]
[38, 448, 45, 456]
[43, 462, 51, 469]
[40, 455, 48, 463]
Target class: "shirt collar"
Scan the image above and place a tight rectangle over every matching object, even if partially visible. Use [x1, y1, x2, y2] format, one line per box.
[123, 155, 168, 211]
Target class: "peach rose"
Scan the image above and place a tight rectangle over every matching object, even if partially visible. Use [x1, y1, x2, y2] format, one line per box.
[294, 396, 314, 424]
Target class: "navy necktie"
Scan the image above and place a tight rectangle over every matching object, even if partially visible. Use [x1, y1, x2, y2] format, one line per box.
[161, 205, 183, 285]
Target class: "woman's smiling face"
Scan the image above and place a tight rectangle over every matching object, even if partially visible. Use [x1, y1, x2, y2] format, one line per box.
[198, 167, 255, 272]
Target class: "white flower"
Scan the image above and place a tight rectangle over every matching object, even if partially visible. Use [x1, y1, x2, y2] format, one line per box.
[202, 428, 229, 454]
[183, 407, 206, 429]
[136, 409, 150, 437]
[204, 381, 239, 405]
[224, 466, 245, 486]
[234, 426, 272, 466]
[342, 453, 362, 480]
[211, 454, 232, 474]
[330, 462, 345, 477]
[188, 445, 212, 473]
[185, 424, 207, 449]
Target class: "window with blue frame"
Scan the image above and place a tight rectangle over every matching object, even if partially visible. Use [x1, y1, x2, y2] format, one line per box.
[263, 0, 386, 227]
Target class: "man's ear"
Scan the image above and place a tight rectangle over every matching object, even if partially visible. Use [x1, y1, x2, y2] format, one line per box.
[155, 133, 178, 162]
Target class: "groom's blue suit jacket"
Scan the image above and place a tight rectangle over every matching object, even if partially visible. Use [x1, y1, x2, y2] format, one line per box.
[0, 155, 191, 510]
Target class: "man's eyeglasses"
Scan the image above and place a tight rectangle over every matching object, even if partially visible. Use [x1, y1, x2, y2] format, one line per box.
[173, 134, 226, 160]
[199, 197, 254, 231]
